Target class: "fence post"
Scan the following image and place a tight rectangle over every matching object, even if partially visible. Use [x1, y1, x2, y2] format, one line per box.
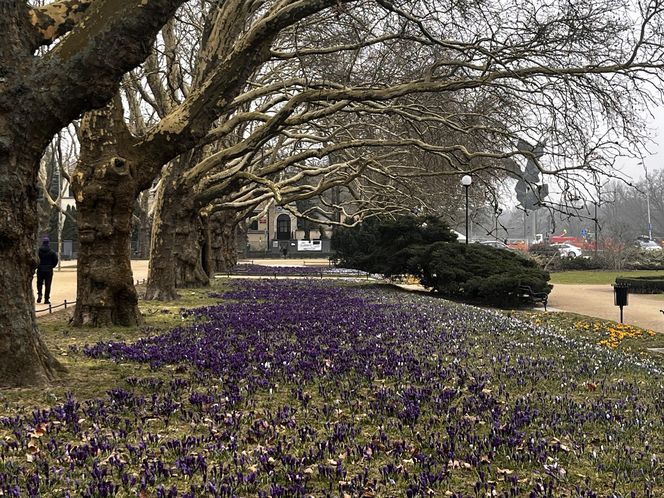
[64, 299, 67, 309]
[49, 303, 52, 314]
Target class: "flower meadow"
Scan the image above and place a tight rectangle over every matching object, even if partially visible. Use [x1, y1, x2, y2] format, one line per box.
[1, 279, 663, 497]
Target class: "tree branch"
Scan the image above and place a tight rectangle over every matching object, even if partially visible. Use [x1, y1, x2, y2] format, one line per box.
[28, 0, 93, 48]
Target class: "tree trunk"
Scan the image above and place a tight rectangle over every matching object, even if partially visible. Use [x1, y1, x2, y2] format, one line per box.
[173, 209, 210, 289]
[0, 0, 187, 386]
[145, 160, 209, 300]
[0, 144, 65, 386]
[209, 210, 240, 272]
[136, 192, 152, 259]
[70, 101, 143, 327]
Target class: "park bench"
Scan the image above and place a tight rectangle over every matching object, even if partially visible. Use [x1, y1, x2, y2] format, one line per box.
[517, 285, 548, 311]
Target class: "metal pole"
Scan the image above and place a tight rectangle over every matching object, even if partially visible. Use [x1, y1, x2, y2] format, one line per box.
[57, 138, 63, 271]
[644, 164, 653, 240]
[464, 185, 469, 245]
[594, 201, 598, 255]
[647, 191, 653, 240]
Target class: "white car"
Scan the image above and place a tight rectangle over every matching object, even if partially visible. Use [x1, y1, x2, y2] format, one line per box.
[551, 243, 583, 258]
[636, 239, 662, 251]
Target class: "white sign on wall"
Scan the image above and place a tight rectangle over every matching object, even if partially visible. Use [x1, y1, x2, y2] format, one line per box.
[297, 240, 322, 251]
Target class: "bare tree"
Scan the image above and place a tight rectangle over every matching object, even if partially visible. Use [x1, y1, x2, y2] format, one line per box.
[143, 0, 664, 298]
[71, 0, 360, 318]
[0, 0, 189, 387]
[71, 0, 664, 312]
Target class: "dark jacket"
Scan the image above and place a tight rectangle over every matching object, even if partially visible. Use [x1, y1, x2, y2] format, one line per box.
[38, 244, 58, 273]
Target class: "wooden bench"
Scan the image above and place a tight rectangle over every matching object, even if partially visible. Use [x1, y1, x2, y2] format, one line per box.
[517, 285, 548, 311]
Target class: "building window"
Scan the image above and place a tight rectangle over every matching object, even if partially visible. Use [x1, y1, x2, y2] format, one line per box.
[247, 211, 260, 231]
[276, 214, 291, 240]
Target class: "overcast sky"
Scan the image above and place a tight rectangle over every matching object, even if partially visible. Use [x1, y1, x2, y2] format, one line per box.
[617, 106, 664, 181]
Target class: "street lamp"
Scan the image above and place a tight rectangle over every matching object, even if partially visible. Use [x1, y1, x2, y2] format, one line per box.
[494, 206, 503, 242]
[461, 175, 472, 244]
[639, 162, 653, 240]
[645, 165, 653, 240]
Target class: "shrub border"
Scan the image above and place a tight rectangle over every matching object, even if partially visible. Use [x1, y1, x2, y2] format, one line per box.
[615, 276, 664, 294]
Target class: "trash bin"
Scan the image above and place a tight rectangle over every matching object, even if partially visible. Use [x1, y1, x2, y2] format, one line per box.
[613, 284, 629, 307]
[613, 283, 629, 323]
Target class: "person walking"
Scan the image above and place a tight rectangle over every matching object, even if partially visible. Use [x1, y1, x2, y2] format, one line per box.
[37, 236, 58, 304]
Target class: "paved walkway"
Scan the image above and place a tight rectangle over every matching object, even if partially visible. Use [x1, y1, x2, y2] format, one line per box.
[394, 281, 664, 333]
[549, 284, 664, 333]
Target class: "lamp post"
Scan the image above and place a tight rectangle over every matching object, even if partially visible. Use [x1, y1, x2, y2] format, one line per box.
[592, 200, 599, 255]
[461, 175, 472, 244]
[640, 162, 653, 240]
[494, 205, 503, 242]
[646, 166, 653, 240]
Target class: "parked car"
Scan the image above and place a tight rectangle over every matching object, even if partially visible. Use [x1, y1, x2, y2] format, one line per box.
[551, 243, 583, 258]
[636, 238, 662, 251]
[477, 240, 510, 250]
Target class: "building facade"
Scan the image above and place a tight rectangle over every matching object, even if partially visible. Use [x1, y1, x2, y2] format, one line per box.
[245, 204, 333, 257]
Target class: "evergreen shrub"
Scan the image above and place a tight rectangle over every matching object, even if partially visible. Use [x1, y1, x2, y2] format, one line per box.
[333, 216, 551, 306]
[418, 242, 551, 305]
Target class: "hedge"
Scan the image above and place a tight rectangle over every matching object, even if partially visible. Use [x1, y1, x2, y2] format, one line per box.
[615, 275, 664, 294]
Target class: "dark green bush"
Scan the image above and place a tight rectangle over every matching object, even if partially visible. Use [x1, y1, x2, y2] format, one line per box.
[529, 243, 558, 257]
[529, 244, 606, 270]
[332, 215, 457, 276]
[333, 216, 550, 307]
[418, 242, 550, 305]
[615, 275, 664, 293]
[553, 255, 605, 270]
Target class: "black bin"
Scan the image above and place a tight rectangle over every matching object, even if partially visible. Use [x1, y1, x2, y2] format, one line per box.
[614, 284, 629, 307]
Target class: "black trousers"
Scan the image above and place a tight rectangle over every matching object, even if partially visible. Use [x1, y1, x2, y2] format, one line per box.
[37, 270, 53, 301]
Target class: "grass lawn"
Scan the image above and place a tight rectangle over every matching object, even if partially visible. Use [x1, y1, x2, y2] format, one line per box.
[1, 278, 663, 496]
[550, 269, 664, 285]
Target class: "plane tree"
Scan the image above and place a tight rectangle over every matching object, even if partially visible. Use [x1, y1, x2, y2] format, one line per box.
[65, 0, 664, 318]
[0, 0, 192, 386]
[141, 0, 664, 301]
[69, 0, 357, 324]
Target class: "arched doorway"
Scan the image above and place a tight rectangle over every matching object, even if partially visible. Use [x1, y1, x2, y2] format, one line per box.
[276, 214, 291, 240]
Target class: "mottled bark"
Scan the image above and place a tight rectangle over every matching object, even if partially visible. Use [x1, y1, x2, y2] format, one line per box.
[0, 145, 66, 386]
[70, 100, 143, 327]
[209, 210, 240, 272]
[0, 2, 62, 386]
[145, 162, 209, 301]
[29, 0, 93, 47]
[0, 0, 186, 386]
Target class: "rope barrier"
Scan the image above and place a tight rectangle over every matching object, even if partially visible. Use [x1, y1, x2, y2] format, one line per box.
[35, 299, 75, 315]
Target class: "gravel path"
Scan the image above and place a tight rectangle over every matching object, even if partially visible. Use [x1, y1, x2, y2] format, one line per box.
[34, 259, 326, 314]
